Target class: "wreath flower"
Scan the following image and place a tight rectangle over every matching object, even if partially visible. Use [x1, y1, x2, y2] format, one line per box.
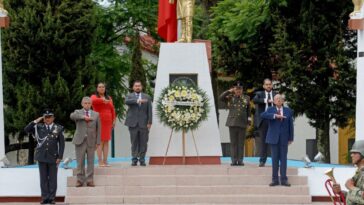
[157, 85, 210, 131]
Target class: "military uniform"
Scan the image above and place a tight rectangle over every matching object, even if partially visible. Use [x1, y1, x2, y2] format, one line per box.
[334, 140, 364, 205]
[219, 89, 250, 165]
[345, 167, 364, 205]
[24, 111, 65, 204]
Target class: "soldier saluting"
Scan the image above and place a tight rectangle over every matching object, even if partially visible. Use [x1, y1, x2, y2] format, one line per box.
[24, 109, 65, 205]
[219, 82, 251, 166]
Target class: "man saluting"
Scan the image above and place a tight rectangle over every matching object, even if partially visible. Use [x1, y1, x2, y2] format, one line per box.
[24, 109, 65, 204]
[219, 81, 251, 166]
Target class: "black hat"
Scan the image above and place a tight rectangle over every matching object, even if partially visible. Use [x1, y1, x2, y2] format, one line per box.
[234, 81, 243, 89]
[43, 109, 54, 117]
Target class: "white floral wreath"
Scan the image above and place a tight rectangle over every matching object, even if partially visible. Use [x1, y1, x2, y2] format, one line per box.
[157, 85, 209, 131]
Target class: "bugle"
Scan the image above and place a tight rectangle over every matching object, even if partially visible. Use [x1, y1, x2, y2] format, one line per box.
[325, 168, 346, 205]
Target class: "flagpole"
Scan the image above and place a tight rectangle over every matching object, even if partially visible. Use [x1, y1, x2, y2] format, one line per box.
[349, 5, 364, 141]
[0, 14, 9, 167]
[0, 26, 4, 166]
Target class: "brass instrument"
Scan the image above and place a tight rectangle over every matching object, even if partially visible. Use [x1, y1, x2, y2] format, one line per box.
[325, 168, 346, 205]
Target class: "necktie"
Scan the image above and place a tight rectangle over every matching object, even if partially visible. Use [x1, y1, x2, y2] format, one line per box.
[47, 125, 50, 132]
[267, 92, 272, 107]
[137, 93, 141, 107]
[85, 111, 89, 124]
[277, 108, 283, 121]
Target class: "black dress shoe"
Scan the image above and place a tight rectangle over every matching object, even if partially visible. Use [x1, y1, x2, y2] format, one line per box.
[49, 199, 56, 204]
[230, 162, 237, 166]
[140, 161, 146, 166]
[281, 181, 291, 187]
[259, 162, 265, 167]
[269, 181, 279, 186]
[131, 161, 137, 166]
[40, 199, 48, 204]
[237, 162, 244, 166]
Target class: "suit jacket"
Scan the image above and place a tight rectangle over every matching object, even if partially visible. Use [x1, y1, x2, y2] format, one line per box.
[260, 106, 294, 145]
[70, 109, 101, 147]
[219, 90, 250, 128]
[24, 122, 65, 163]
[124, 92, 153, 128]
[253, 90, 277, 128]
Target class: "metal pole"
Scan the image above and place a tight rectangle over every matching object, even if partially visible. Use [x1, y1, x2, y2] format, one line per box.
[0, 28, 5, 167]
[356, 29, 364, 141]
[111, 128, 115, 158]
[163, 129, 174, 165]
[351, 5, 364, 140]
[182, 129, 186, 165]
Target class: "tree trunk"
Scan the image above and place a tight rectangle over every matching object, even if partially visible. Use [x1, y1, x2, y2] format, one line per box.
[316, 121, 331, 163]
[129, 33, 147, 90]
[211, 70, 219, 124]
[201, 0, 219, 12]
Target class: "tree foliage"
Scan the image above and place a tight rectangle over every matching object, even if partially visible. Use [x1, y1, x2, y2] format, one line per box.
[87, 3, 131, 119]
[269, 0, 356, 162]
[103, 0, 158, 92]
[208, 0, 274, 87]
[208, 0, 356, 162]
[3, 0, 96, 162]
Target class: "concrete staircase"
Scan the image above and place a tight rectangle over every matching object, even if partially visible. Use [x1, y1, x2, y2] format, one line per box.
[65, 164, 312, 204]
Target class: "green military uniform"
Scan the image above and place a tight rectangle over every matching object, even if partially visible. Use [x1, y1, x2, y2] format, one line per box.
[345, 167, 364, 205]
[219, 89, 250, 165]
[339, 140, 364, 205]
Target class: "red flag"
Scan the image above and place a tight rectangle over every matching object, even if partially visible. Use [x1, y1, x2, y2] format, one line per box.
[158, 0, 177, 42]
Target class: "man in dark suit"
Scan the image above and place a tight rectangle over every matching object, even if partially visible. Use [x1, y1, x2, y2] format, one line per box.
[70, 97, 101, 187]
[261, 94, 294, 187]
[219, 82, 251, 166]
[24, 110, 65, 204]
[253, 78, 277, 167]
[125, 80, 152, 166]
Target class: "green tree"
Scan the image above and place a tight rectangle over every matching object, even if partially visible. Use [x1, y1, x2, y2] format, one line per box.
[95, 0, 158, 93]
[108, 0, 158, 92]
[87, 3, 131, 119]
[269, 0, 356, 162]
[128, 34, 147, 89]
[208, 0, 356, 162]
[3, 0, 96, 164]
[208, 0, 274, 87]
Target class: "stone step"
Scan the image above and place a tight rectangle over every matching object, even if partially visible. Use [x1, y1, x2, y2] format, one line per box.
[77, 165, 298, 176]
[0, 203, 331, 205]
[66, 185, 310, 196]
[65, 195, 312, 204]
[67, 175, 307, 187]
[0, 203, 330, 205]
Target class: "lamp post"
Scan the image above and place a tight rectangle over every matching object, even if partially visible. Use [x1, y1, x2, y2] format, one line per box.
[0, 13, 9, 167]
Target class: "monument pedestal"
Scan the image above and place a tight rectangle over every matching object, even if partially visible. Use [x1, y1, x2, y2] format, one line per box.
[148, 43, 222, 165]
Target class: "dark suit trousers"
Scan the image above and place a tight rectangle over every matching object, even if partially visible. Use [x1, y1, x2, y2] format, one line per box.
[270, 139, 288, 183]
[228, 126, 246, 163]
[38, 162, 58, 201]
[256, 120, 270, 163]
[129, 125, 149, 162]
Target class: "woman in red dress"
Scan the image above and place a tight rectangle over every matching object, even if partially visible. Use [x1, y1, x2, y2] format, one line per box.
[91, 83, 116, 167]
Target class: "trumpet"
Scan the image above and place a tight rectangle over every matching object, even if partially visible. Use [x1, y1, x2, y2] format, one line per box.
[325, 168, 346, 205]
